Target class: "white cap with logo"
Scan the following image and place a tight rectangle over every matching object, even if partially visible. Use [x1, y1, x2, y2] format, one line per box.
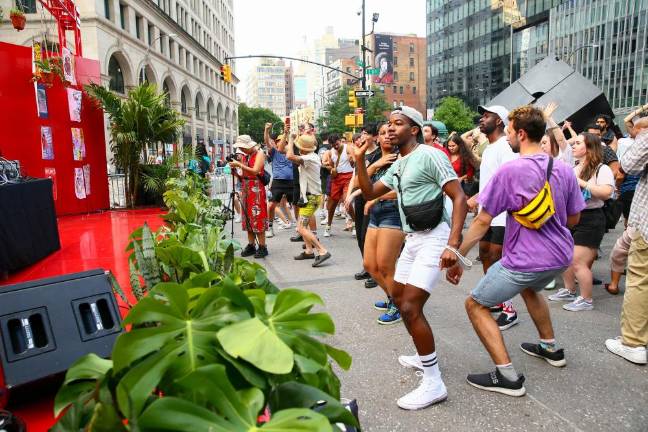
[478, 105, 510, 126]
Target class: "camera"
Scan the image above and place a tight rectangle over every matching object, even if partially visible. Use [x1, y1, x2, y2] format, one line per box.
[225, 154, 236, 163]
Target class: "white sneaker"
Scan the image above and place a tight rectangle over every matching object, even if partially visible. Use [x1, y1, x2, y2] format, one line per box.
[320, 218, 329, 226]
[562, 296, 593, 312]
[605, 337, 648, 364]
[351, 228, 356, 237]
[234, 215, 241, 223]
[398, 354, 423, 370]
[397, 374, 448, 410]
[544, 279, 556, 290]
[266, 227, 275, 238]
[548, 288, 576, 302]
[323, 226, 331, 237]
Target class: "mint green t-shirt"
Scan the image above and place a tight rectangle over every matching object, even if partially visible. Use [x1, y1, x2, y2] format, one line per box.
[380, 144, 458, 233]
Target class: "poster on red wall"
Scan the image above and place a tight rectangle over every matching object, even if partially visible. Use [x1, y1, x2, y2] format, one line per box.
[74, 167, 86, 199]
[67, 88, 82, 122]
[44, 167, 57, 200]
[36, 84, 48, 118]
[71, 127, 85, 160]
[83, 164, 91, 195]
[41, 126, 54, 160]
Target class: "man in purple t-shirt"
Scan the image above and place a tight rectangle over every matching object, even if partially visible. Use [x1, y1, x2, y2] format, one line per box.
[444, 106, 585, 397]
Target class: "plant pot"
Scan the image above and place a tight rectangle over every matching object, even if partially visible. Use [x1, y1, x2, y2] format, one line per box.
[11, 15, 26, 31]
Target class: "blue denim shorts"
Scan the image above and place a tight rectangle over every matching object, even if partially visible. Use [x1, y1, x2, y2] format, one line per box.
[471, 261, 566, 307]
[368, 200, 402, 230]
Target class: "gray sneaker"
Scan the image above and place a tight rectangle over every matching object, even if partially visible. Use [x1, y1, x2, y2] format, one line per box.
[266, 226, 275, 238]
[548, 288, 576, 302]
[563, 296, 593, 312]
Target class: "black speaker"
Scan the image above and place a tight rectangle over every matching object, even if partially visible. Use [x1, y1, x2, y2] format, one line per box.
[488, 56, 615, 132]
[0, 269, 122, 406]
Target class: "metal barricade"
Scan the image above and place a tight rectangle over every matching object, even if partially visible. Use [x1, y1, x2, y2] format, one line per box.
[209, 168, 233, 204]
[108, 173, 127, 209]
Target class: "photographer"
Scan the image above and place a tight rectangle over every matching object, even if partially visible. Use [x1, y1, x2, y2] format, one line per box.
[228, 135, 269, 259]
[264, 122, 295, 238]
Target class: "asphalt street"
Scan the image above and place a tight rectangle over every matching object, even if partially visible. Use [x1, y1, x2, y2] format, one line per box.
[235, 214, 648, 432]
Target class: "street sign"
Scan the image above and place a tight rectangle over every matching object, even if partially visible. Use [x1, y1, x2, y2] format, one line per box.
[354, 90, 375, 98]
[355, 58, 365, 67]
[366, 68, 380, 75]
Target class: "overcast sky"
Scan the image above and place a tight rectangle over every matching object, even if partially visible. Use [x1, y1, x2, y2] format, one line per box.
[232, 0, 427, 100]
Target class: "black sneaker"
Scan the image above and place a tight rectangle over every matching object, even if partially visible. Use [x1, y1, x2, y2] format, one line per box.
[290, 234, 303, 242]
[520, 343, 566, 367]
[593, 277, 602, 285]
[364, 278, 378, 289]
[302, 237, 319, 249]
[496, 312, 519, 330]
[355, 269, 370, 280]
[241, 244, 256, 257]
[466, 369, 526, 397]
[254, 245, 268, 259]
[312, 252, 331, 267]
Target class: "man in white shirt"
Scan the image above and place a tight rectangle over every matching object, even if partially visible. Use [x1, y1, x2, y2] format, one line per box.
[468, 105, 520, 330]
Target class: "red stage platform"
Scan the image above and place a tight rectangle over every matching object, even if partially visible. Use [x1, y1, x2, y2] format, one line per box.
[0, 208, 164, 431]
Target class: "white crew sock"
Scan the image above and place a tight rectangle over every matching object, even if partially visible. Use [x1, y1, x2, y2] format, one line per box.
[419, 352, 440, 379]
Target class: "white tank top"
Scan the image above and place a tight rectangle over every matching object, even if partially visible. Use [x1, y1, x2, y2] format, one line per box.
[331, 144, 353, 174]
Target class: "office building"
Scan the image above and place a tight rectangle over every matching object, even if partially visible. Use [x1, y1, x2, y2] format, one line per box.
[0, 0, 239, 160]
[245, 59, 288, 118]
[427, 0, 648, 117]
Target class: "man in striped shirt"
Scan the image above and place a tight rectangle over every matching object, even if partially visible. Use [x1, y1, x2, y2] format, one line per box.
[606, 117, 648, 365]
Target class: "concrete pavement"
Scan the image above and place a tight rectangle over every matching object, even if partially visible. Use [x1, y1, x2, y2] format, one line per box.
[238, 216, 647, 432]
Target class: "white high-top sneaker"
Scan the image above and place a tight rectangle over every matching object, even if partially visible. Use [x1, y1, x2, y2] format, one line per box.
[397, 373, 448, 410]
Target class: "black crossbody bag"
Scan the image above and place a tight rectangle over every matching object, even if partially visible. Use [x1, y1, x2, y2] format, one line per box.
[393, 157, 444, 231]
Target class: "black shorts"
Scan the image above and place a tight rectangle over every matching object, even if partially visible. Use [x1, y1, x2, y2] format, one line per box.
[620, 190, 635, 221]
[571, 208, 606, 249]
[270, 179, 294, 203]
[482, 226, 505, 245]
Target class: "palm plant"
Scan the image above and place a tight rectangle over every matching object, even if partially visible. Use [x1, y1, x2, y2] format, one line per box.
[85, 83, 185, 207]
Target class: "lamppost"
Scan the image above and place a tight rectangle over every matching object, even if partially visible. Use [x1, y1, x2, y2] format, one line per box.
[567, 44, 599, 65]
[358, 4, 379, 101]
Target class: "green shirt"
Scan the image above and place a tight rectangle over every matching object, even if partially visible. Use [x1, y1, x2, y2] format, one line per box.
[380, 144, 458, 233]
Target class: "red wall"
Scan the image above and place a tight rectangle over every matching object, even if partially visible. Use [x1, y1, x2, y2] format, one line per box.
[0, 42, 109, 216]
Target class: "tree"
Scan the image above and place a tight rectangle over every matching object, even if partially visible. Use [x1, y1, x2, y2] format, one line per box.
[86, 83, 185, 208]
[317, 86, 392, 134]
[433, 96, 479, 134]
[365, 90, 391, 125]
[237, 103, 282, 143]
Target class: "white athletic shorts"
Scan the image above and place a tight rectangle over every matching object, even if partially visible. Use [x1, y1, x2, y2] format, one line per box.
[394, 222, 450, 293]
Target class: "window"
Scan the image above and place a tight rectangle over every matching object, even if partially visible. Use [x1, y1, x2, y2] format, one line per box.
[413, 86, 417, 94]
[135, 16, 141, 39]
[104, 0, 111, 19]
[409, 43, 415, 53]
[181, 92, 188, 114]
[394, 71, 399, 81]
[148, 25, 154, 45]
[409, 57, 415, 67]
[119, 4, 126, 30]
[409, 72, 415, 81]
[108, 55, 125, 94]
[18, 0, 36, 13]
[394, 56, 398, 66]
[392, 85, 397, 93]
[399, 86, 403, 95]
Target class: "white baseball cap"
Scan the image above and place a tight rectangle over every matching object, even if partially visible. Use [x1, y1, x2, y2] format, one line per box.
[478, 105, 510, 126]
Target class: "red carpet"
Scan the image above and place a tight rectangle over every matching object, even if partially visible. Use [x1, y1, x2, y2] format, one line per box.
[1, 208, 164, 431]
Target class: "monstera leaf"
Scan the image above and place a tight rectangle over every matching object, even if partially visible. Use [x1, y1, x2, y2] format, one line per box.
[138, 365, 331, 432]
[111, 282, 249, 417]
[217, 289, 340, 377]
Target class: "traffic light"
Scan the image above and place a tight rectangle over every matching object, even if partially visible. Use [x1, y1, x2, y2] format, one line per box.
[348, 89, 358, 109]
[220, 65, 226, 81]
[224, 65, 232, 83]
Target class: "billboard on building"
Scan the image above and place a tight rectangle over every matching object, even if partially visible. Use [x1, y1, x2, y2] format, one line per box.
[373, 34, 394, 84]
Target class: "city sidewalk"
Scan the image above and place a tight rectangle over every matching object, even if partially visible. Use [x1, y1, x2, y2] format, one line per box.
[248, 218, 648, 432]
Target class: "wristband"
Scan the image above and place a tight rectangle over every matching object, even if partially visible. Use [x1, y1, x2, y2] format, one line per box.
[444, 246, 473, 269]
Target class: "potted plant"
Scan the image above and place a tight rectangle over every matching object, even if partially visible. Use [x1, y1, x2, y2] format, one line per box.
[10, 8, 26, 31]
[33, 57, 66, 86]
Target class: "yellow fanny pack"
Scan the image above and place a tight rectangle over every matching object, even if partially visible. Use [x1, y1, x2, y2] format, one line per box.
[511, 157, 555, 230]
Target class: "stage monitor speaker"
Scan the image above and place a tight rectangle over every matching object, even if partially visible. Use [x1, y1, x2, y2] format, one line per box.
[488, 56, 614, 132]
[0, 269, 122, 406]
